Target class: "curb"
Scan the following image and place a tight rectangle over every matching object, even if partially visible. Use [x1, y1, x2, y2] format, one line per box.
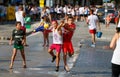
[0, 37, 10, 40]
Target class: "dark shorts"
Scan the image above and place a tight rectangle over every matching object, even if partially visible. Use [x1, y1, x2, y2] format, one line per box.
[14, 44, 24, 50]
[112, 63, 120, 77]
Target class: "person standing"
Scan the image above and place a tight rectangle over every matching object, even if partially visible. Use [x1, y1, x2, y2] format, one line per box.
[104, 26, 120, 77]
[9, 22, 27, 69]
[86, 9, 100, 47]
[15, 5, 28, 46]
[110, 27, 120, 77]
[105, 14, 111, 28]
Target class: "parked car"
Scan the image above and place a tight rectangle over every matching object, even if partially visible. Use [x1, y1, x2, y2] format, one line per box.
[97, 8, 115, 23]
[97, 8, 105, 21]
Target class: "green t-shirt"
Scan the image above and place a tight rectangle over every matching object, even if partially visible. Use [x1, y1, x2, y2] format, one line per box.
[12, 29, 25, 46]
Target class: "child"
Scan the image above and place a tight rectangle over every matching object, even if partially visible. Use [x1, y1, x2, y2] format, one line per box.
[33, 16, 50, 47]
[105, 14, 111, 28]
[48, 20, 64, 72]
[63, 17, 76, 72]
[9, 22, 27, 69]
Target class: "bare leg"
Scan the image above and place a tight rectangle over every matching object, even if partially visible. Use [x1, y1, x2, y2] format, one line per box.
[56, 52, 60, 67]
[48, 49, 56, 62]
[91, 34, 96, 44]
[55, 52, 60, 72]
[9, 48, 17, 69]
[63, 52, 70, 72]
[43, 33, 46, 46]
[48, 49, 55, 57]
[20, 49, 26, 68]
[46, 33, 49, 47]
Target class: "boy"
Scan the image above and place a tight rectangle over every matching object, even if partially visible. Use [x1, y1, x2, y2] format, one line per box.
[9, 22, 27, 69]
[63, 17, 76, 72]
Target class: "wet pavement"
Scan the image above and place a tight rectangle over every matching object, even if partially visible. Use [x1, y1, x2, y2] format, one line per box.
[0, 21, 117, 77]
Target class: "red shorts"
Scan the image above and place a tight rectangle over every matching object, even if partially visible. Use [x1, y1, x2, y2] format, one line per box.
[50, 44, 62, 52]
[63, 42, 74, 54]
[21, 26, 26, 32]
[115, 17, 119, 23]
[89, 29, 96, 34]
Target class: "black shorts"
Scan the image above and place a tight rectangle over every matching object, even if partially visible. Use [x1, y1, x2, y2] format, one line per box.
[112, 63, 120, 77]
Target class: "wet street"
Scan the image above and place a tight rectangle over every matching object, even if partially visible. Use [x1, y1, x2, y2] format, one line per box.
[0, 21, 116, 77]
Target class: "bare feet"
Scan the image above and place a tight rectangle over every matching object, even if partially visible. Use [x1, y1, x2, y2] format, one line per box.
[9, 64, 13, 69]
[23, 65, 27, 68]
[64, 65, 70, 72]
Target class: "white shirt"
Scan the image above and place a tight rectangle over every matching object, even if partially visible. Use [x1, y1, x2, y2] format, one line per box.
[87, 15, 98, 29]
[15, 11, 25, 26]
[67, 8, 71, 14]
[52, 29, 63, 44]
[117, 19, 120, 27]
[63, 6, 67, 13]
[57, 7, 62, 14]
[71, 9, 75, 16]
[111, 38, 120, 65]
[79, 7, 84, 15]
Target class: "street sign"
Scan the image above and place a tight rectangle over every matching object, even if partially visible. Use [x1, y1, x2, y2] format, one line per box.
[103, 0, 110, 2]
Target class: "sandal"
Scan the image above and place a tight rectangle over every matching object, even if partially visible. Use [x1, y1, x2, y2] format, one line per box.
[55, 66, 59, 72]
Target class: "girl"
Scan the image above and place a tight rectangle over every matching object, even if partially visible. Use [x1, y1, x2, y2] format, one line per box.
[48, 20, 64, 72]
[105, 14, 111, 28]
[33, 16, 50, 47]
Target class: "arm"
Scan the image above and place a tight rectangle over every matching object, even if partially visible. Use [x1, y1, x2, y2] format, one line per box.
[109, 33, 117, 49]
[64, 24, 76, 32]
[103, 33, 117, 49]
[22, 35, 26, 45]
[9, 30, 15, 45]
[22, 11, 26, 18]
[9, 37, 13, 45]
[97, 19, 101, 30]
[22, 31, 26, 44]
[57, 20, 65, 30]
[86, 17, 89, 25]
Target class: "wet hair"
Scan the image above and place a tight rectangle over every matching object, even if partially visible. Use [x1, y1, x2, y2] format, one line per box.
[52, 20, 58, 24]
[18, 5, 23, 10]
[15, 21, 21, 26]
[116, 27, 120, 33]
[89, 9, 94, 14]
[67, 16, 74, 21]
[67, 16, 73, 20]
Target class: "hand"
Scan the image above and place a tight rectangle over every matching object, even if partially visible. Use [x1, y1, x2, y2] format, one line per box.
[9, 41, 12, 45]
[103, 45, 110, 49]
[22, 40, 25, 45]
[61, 20, 64, 23]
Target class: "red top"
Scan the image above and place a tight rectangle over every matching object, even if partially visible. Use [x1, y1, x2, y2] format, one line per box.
[63, 23, 76, 42]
